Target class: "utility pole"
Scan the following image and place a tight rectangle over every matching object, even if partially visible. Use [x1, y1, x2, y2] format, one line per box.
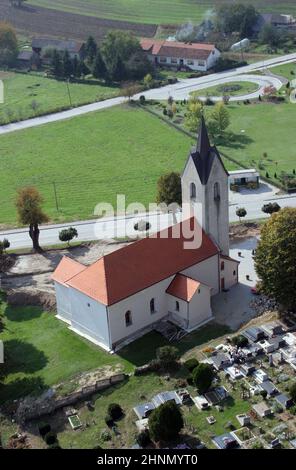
[53, 182, 59, 212]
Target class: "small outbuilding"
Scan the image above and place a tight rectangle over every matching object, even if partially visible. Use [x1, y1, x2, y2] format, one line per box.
[229, 169, 259, 188]
[252, 402, 273, 418]
[274, 393, 293, 410]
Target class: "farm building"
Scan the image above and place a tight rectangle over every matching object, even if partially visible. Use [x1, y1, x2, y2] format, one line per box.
[228, 169, 259, 188]
[32, 37, 85, 60]
[52, 118, 239, 352]
[140, 39, 221, 71]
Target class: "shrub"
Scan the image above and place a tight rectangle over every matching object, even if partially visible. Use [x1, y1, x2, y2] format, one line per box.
[48, 442, 61, 449]
[107, 403, 123, 420]
[184, 358, 199, 372]
[156, 346, 179, 368]
[44, 432, 57, 446]
[59, 227, 78, 246]
[149, 401, 183, 443]
[260, 390, 268, 399]
[2, 238, 10, 251]
[139, 95, 146, 104]
[289, 405, 296, 415]
[136, 429, 151, 448]
[192, 363, 214, 394]
[105, 414, 113, 427]
[39, 423, 51, 438]
[289, 382, 296, 402]
[232, 335, 248, 348]
[100, 429, 111, 442]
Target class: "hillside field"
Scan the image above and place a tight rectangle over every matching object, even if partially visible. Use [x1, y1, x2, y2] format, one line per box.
[29, 0, 296, 25]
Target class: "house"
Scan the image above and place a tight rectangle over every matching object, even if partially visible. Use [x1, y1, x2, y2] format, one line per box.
[152, 391, 182, 407]
[52, 118, 239, 352]
[261, 322, 284, 338]
[240, 364, 256, 377]
[228, 169, 259, 188]
[236, 414, 251, 427]
[225, 366, 243, 380]
[252, 402, 272, 418]
[140, 38, 221, 72]
[253, 13, 296, 34]
[204, 386, 228, 405]
[253, 369, 269, 384]
[210, 352, 232, 371]
[17, 50, 41, 69]
[32, 37, 85, 61]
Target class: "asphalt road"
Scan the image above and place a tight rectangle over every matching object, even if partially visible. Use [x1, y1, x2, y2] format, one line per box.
[1, 192, 296, 250]
[0, 52, 295, 136]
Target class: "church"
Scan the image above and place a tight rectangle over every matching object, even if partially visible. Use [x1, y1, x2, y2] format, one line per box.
[52, 118, 239, 352]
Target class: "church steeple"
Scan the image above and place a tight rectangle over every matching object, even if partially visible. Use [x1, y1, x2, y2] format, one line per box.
[197, 114, 211, 159]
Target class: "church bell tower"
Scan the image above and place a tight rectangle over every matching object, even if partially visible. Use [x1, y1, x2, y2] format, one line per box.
[181, 116, 229, 255]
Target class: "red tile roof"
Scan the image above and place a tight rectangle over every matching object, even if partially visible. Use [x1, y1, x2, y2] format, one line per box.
[140, 38, 216, 60]
[166, 274, 201, 302]
[63, 217, 219, 306]
[52, 256, 86, 286]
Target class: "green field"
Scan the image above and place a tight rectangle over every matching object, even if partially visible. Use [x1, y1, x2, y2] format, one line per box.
[194, 81, 260, 98]
[0, 104, 237, 227]
[0, 72, 119, 125]
[29, 0, 296, 25]
[219, 101, 296, 178]
[0, 298, 132, 403]
[269, 62, 296, 81]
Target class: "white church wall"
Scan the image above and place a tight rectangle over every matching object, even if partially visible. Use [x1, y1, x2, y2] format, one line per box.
[167, 295, 188, 328]
[181, 255, 219, 295]
[54, 281, 71, 323]
[221, 258, 239, 290]
[107, 276, 174, 347]
[188, 284, 212, 328]
[69, 288, 110, 349]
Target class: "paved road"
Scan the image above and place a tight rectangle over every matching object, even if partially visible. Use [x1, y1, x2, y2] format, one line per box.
[1, 191, 296, 250]
[0, 52, 295, 136]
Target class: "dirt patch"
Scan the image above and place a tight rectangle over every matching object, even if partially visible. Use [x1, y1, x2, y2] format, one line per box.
[0, 254, 15, 273]
[0, 1, 157, 43]
[230, 222, 261, 241]
[7, 290, 56, 310]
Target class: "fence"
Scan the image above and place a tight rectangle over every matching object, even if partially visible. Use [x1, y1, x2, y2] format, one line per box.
[15, 373, 128, 423]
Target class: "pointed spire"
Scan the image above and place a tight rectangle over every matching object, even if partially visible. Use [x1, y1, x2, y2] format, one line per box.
[197, 114, 211, 158]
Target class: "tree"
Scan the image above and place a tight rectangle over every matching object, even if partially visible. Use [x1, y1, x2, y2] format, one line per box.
[62, 50, 73, 79]
[290, 382, 296, 402]
[1, 238, 10, 252]
[262, 202, 281, 216]
[156, 172, 182, 207]
[184, 97, 203, 132]
[149, 401, 184, 443]
[85, 36, 97, 65]
[15, 187, 49, 251]
[254, 208, 296, 311]
[121, 82, 140, 101]
[236, 207, 247, 222]
[143, 73, 153, 89]
[0, 22, 18, 67]
[214, 3, 258, 38]
[51, 49, 63, 78]
[92, 50, 108, 80]
[156, 346, 179, 368]
[58, 227, 78, 246]
[208, 102, 230, 136]
[192, 363, 214, 394]
[259, 24, 279, 47]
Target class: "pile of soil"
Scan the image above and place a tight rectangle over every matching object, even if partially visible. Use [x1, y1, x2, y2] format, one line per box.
[0, 254, 15, 273]
[230, 222, 260, 241]
[7, 290, 56, 311]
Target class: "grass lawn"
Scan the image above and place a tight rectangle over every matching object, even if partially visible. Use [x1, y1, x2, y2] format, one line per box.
[0, 298, 132, 403]
[0, 72, 119, 125]
[269, 62, 296, 81]
[0, 104, 237, 227]
[218, 101, 296, 181]
[193, 81, 260, 98]
[29, 1, 296, 25]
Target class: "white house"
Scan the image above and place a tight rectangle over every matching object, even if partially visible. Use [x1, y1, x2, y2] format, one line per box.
[52, 118, 239, 352]
[140, 39, 221, 72]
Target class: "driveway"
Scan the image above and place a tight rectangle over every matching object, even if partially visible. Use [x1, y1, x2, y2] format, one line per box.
[212, 236, 259, 330]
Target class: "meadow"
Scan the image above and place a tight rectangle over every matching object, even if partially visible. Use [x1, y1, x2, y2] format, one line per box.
[0, 72, 119, 125]
[0, 104, 238, 227]
[29, 0, 296, 25]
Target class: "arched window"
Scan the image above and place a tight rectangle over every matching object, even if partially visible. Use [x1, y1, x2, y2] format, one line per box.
[190, 182, 196, 200]
[150, 298, 155, 314]
[125, 310, 132, 327]
[221, 261, 225, 271]
[175, 301, 180, 312]
[214, 182, 220, 201]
